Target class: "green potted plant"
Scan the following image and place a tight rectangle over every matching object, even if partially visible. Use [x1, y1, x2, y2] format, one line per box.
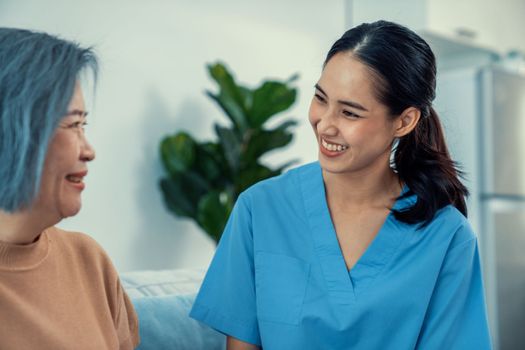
[159, 62, 299, 243]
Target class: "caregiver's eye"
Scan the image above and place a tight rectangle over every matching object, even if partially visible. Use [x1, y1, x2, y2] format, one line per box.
[314, 94, 326, 103]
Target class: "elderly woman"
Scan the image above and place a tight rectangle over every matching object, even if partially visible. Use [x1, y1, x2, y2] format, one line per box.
[0, 29, 139, 349]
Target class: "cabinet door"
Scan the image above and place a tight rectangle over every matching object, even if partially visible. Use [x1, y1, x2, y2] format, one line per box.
[348, 0, 525, 53]
[435, 68, 481, 232]
[492, 207, 525, 350]
[481, 69, 525, 197]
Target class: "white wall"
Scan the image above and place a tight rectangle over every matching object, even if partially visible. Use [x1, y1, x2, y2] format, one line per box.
[0, 0, 345, 272]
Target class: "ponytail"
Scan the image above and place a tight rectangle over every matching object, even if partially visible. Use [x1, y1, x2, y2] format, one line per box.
[392, 106, 469, 226]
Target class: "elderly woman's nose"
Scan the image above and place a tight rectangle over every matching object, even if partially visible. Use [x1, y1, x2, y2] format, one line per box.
[81, 140, 95, 162]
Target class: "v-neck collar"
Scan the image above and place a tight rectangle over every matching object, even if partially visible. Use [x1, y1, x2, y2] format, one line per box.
[299, 162, 415, 305]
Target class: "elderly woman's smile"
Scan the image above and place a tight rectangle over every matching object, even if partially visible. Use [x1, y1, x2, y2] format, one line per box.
[65, 170, 88, 189]
[33, 84, 95, 220]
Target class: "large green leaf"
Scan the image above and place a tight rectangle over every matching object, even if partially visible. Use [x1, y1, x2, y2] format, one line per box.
[234, 163, 275, 194]
[197, 191, 232, 242]
[238, 86, 253, 112]
[207, 63, 249, 131]
[159, 171, 211, 218]
[159, 178, 195, 218]
[193, 142, 223, 185]
[199, 142, 234, 185]
[234, 159, 299, 195]
[206, 91, 247, 133]
[248, 80, 297, 127]
[160, 132, 196, 175]
[215, 124, 241, 173]
[242, 120, 297, 165]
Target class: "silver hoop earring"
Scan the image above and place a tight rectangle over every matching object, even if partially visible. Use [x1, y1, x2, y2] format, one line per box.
[389, 138, 399, 172]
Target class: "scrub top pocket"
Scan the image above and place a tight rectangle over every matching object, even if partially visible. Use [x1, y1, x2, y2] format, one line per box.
[255, 251, 310, 325]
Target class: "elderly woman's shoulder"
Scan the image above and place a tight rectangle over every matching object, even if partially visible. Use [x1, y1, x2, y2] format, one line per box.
[48, 226, 102, 248]
[46, 226, 116, 269]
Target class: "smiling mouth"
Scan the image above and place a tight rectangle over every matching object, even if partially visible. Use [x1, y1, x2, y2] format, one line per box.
[66, 175, 83, 183]
[321, 138, 348, 152]
[65, 171, 87, 188]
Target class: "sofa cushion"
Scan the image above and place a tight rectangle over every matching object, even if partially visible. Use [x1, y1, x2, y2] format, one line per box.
[121, 269, 206, 299]
[121, 269, 225, 350]
[131, 294, 225, 350]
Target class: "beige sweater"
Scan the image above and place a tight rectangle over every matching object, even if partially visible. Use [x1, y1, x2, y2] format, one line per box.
[0, 226, 139, 350]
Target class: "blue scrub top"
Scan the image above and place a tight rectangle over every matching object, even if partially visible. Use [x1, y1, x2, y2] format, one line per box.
[190, 162, 492, 349]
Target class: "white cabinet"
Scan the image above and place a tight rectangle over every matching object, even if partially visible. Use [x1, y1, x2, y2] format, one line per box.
[346, 0, 525, 55]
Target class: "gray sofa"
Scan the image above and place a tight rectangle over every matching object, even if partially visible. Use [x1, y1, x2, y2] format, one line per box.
[121, 269, 225, 350]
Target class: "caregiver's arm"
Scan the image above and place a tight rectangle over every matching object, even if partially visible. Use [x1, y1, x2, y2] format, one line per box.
[227, 336, 260, 350]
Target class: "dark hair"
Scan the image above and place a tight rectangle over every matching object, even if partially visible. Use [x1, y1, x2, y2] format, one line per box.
[325, 20, 468, 226]
[0, 28, 98, 212]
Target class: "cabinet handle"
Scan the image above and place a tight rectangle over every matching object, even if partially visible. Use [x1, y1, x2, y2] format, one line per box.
[455, 27, 477, 40]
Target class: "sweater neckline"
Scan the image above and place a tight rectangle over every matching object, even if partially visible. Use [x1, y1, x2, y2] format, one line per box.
[0, 229, 51, 271]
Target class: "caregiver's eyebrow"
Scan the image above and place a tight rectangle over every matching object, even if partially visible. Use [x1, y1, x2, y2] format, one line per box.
[315, 83, 369, 112]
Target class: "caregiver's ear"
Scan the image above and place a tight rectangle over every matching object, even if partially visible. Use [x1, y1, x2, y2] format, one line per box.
[393, 107, 421, 137]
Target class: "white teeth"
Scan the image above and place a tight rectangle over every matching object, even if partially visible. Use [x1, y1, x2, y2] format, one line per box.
[66, 175, 82, 183]
[321, 138, 347, 152]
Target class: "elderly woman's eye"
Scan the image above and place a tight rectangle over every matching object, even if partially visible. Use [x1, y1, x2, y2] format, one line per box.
[69, 121, 87, 129]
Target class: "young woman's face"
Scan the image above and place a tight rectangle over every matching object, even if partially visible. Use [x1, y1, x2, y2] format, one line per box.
[33, 84, 95, 220]
[309, 52, 398, 176]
